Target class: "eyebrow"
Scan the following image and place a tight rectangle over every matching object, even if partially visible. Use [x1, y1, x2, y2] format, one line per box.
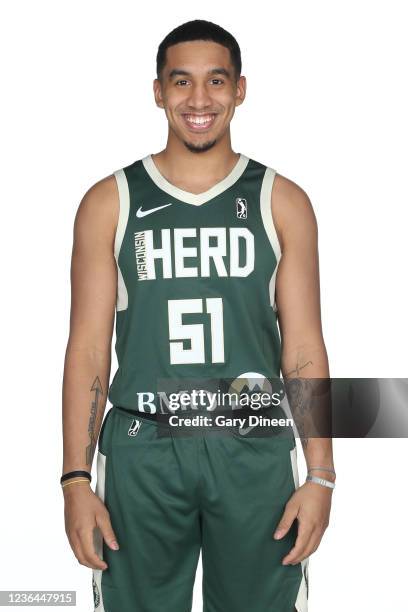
[168, 67, 231, 79]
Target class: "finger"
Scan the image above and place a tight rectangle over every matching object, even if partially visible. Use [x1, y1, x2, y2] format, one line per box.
[295, 529, 324, 562]
[67, 531, 87, 565]
[77, 528, 108, 570]
[69, 533, 95, 569]
[282, 524, 315, 565]
[286, 538, 317, 565]
[96, 512, 120, 551]
[274, 502, 299, 539]
[295, 535, 320, 563]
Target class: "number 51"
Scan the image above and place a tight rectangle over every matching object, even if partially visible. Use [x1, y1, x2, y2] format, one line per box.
[168, 298, 225, 365]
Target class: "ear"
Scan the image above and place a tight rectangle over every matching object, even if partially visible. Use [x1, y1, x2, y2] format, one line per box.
[153, 78, 165, 109]
[235, 75, 247, 107]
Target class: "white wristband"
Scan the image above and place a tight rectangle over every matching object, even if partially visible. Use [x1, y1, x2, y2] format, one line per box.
[306, 475, 335, 489]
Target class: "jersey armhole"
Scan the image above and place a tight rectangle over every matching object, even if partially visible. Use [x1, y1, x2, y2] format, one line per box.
[260, 166, 281, 313]
[113, 169, 130, 312]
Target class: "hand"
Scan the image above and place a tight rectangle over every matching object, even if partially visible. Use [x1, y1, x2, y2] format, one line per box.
[273, 480, 333, 565]
[63, 483, 119, 570]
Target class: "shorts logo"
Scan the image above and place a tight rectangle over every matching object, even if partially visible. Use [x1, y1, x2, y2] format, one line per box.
[128, 419, 141, 436]
[236, 197, 247, 219]
[92, 576, 100, 608]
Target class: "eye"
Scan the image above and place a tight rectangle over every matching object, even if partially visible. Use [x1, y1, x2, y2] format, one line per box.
[211, 78, 224, 85]
[176, 79, 189, 86]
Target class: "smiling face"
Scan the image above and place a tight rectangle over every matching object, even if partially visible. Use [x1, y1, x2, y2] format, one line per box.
[153, 40, 246, 153]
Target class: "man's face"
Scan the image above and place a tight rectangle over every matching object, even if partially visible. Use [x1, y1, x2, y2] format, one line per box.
[153, 40, 246, 153]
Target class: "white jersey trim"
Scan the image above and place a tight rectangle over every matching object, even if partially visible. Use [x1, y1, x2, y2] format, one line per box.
[260, 167, 281, 312]
[113, 169, 130, 311]
[290, 444, 310, 612]
[141, 153, 250, 206]
[92, 451, 107, 611]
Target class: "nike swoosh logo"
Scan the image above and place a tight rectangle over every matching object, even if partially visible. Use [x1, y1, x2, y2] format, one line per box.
[136, 203, 173, 218]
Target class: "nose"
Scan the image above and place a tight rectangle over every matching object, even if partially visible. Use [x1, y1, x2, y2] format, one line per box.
[185, 83, 213, 110]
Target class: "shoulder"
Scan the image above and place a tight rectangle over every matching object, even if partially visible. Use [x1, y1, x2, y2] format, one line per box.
[74, 174, 119, 245]
[271, 172, 318, 249]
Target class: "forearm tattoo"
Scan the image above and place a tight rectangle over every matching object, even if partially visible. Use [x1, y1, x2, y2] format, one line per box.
[283, 355, 314, 446]
[283, 359, 313, 378]
[86, 376, 104, 466]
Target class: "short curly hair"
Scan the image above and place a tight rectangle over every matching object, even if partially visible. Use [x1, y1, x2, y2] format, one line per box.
[156, 19, 242, 81]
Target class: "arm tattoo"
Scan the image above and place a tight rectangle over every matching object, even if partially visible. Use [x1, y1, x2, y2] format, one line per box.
[86, 376, 104, 466]
[283, 359, 313, 378]
[283, 364, 332, 443]
[300, 436, 310, 449]
[283, 362, 314, 446]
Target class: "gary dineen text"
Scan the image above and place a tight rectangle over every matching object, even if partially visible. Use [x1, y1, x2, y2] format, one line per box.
[168, 414, 294, 428]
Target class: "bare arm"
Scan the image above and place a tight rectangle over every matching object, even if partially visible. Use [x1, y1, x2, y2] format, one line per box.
[62, 175, 118, 473]
[274, 174, 332, 465]
[271, 174, 334, 565]
[62, 175, 119, 569]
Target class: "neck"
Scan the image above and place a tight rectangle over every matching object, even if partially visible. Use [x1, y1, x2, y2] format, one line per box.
[152, 129, 239, 193]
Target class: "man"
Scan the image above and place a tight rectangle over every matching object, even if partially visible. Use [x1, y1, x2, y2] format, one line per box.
[62, 19, 335, 612]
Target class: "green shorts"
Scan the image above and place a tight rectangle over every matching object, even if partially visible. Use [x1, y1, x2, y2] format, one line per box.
[92, 407, 309, 612]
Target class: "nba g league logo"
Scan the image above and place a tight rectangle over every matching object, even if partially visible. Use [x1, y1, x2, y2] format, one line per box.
[236, 197, 247, 219]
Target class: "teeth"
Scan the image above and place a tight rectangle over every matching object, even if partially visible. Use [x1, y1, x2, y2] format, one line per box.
[184, 114, 214, 125]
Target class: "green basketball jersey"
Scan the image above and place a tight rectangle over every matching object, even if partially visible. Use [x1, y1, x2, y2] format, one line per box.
[107, 153, 282, 413]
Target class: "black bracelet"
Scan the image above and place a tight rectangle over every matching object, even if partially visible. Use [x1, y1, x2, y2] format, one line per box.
[60, 470, 92, 485]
